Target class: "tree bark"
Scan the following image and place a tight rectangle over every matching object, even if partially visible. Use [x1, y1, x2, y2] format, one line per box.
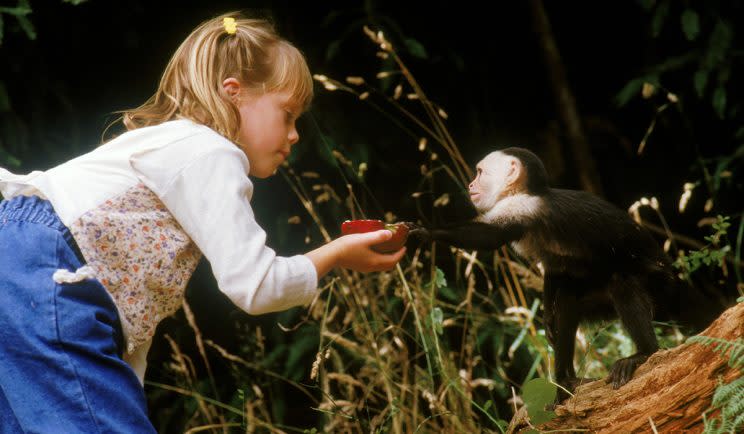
[531, 303, 743, 433]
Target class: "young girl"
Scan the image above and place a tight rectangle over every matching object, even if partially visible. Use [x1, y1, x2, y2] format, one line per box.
[0, 12, 405, 432]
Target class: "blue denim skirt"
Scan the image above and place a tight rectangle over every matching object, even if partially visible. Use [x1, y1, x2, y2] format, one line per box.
[0, 195, 155, 433]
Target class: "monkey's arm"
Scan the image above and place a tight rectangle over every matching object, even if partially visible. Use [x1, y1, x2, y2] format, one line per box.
[406, 220, 526, 251]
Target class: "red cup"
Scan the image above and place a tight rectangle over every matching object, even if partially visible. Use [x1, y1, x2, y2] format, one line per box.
[341, 219, 409, 253]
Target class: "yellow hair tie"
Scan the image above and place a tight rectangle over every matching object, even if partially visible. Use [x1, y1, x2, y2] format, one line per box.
[223, 17, 237, 35]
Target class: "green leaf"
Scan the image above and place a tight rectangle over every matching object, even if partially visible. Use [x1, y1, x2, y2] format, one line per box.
[614, 78, 645, 107]
[438, 285, 459, 303]
[428, 267, 447, 290]
[431, 307, 443, 335]
[522, 378, 557, 425]
[0, 145, 21, 168]
[16, 14, 35, 41]
[651, 0, 671, 38]
[705, 21, 732, 68]
[325, 39, 341, 61]
[694, 69, 709, 97]
[404, 38, 428, 59]
[62, 0, 89, 4]
[713, 85, 727, 119]
[680, 9, 700, 41]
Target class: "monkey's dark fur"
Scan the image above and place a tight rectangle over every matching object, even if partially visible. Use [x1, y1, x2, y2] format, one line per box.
[407, 147, 723, 400]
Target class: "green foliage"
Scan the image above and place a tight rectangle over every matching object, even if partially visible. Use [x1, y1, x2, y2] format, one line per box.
[674, 215, 732, 276]
[430, 307, 443, 335]
[429, 266, 447, 289]
[521, 378, 556, 426]
[703, 375, 744, 434]
[686, 335, 744, 370]
[403, 38, 427, 59]
[614, 76, 658, 107]
[619, 1, 742, 131]
[0, 0, 34, 45]
[680, 9, 700, 41]
[687, 335, 744, 434]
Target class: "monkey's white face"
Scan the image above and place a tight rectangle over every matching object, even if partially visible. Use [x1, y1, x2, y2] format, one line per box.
[468, 151, 519, 213]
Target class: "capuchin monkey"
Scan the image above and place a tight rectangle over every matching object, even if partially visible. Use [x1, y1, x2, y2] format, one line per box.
[406, 147, 723, 400]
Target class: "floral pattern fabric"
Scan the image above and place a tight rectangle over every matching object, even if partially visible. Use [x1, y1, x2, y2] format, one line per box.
[70, 183, 202, 353]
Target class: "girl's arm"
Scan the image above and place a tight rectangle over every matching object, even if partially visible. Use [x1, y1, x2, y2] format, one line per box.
[305, 230, 406, 278]
[131, 141, 406, 316]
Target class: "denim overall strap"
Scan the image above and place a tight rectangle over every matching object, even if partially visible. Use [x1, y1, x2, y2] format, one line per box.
[0, 195, 156, 433]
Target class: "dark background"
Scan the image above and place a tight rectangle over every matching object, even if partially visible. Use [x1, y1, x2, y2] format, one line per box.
[3, 1, 740, 224]
[1, 0, 742, 430]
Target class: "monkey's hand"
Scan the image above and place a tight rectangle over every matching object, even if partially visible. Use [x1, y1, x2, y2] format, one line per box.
[401, 221, 431, 242]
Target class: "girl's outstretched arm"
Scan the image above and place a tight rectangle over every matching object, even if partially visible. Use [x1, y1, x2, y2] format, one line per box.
[305, 229, 406, 278]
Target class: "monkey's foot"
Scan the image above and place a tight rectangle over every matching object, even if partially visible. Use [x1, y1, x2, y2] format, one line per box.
[607, 353, 650, 389]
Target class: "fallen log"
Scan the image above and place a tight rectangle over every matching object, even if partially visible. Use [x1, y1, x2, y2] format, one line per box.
[531, 302, 743, 433]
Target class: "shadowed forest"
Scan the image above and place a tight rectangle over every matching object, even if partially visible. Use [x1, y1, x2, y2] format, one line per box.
[1, 1, 742, 432]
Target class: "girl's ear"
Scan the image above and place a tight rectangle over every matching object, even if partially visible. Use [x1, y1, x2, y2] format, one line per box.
[222, 77, 241, 99]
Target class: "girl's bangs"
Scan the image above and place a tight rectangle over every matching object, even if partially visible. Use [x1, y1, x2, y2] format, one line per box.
[269, 43, 313, 111]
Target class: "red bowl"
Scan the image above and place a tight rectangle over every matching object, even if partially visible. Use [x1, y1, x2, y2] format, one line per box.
[341, 219, 409, 253]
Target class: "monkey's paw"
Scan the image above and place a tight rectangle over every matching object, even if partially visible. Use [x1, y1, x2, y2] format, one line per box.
[607, 353, 649, 389]
[400, 221, 431, 241]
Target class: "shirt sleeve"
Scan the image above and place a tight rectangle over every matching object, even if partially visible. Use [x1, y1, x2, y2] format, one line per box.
[130, 142, 318, 315]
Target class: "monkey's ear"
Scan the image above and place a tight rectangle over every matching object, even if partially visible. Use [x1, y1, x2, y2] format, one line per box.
[505, 158, 523, 186]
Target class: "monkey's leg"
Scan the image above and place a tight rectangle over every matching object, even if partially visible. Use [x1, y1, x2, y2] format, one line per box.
[607, 275, 659, 389]
[544, 274, 580, 401]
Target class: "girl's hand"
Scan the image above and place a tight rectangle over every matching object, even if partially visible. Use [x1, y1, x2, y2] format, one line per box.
[334, 229, 406, 272]
[305, 229, 406, 278]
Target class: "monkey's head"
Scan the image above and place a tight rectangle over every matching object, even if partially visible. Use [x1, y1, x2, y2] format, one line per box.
[468, 147, 549, 213]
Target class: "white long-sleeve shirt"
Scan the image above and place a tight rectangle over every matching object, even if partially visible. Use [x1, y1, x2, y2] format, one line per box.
[0, 119, 318, 383]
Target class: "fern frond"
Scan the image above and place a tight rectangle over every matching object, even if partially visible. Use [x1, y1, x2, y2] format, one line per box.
[687, 335, 744, 368]
[711, 376, 744, 407]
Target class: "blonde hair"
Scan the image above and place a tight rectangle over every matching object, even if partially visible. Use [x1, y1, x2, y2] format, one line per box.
[121, 12, 313, 144]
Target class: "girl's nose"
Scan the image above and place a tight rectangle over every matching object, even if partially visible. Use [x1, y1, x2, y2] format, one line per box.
[288, 127, 299, 146]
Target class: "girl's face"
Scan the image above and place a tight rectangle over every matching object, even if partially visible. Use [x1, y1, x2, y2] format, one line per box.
[228, 81, 301, 178]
